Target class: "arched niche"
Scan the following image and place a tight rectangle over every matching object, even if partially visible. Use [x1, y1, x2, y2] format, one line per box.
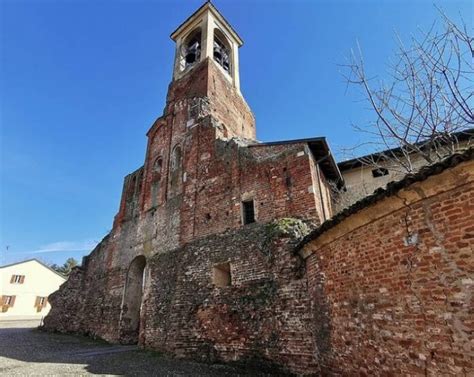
[170, 145, 182, 188]
[119, 255, 147, 344]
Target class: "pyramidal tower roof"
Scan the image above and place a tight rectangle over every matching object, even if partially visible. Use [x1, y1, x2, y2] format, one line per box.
[170, 1, 243, 46]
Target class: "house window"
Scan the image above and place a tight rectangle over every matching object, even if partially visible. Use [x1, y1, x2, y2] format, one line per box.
[213, 263, 231, 287]
[10, 275, 25, 284]
[242, 200, 255, 225]
[35, 296, 48, 312]
[1, 296, 16, 311]
[371, 167, 389, 178]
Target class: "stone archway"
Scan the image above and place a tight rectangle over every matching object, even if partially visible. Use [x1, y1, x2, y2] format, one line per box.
[119, 255, 146, 344]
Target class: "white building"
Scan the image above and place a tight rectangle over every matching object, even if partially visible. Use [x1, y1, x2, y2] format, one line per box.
[0, 259, 66, 321]
[337, 129, 473, 211]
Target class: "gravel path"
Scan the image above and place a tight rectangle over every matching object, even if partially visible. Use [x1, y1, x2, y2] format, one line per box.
[0, 321, 274, 376]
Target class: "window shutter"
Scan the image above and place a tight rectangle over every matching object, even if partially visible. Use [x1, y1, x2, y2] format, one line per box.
[34, 297, 40, 308]
[20, 275, 25, 284]
[10, 296, 16, 307]
[10, 275, 14, 283]
[0, 296, 4, 305]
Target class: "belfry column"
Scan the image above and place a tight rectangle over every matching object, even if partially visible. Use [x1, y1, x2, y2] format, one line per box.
[201, 13, 214, 63]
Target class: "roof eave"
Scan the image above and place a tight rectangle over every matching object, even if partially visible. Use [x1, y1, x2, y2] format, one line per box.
[338, 128, 474, 171]
[0, 258, 67, 280]
[170, 2, 244, 46]
[248, 137, 344, 185]
[296, 147, 474, 253]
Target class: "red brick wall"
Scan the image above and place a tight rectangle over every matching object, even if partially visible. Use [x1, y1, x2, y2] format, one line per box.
[178, 128, 323, 244]
[303, 160, 474, 376]
[45, 220, 321, 375]
[164, 58, 255, 140]
[114, 58, 328, 247]
[44, 49, 336, 375]
[141, 220, 320, 375]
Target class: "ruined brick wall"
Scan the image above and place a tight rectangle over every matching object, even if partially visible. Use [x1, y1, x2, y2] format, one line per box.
[44, 42, 337, 376]
[180, 133, 324, 244]
[113, 58, 327, 248]
[141, 220, 320, 375]
[45, 220, 322, 375]
[44, 156, 473, 375]
[44, 235, 126, 343]
[164, 58, 256, 140]
[42, 267, 84, 334]
[117, 119, 326, 251]
[302, 158, 474, 376]
[113, 119, 326, 252]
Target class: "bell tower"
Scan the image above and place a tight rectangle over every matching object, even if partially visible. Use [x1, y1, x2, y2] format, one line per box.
[171, 1, 243, 91]
[165, 1, 255, 140]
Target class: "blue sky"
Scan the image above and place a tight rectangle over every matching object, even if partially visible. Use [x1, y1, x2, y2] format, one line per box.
[1, 0, 471, 266]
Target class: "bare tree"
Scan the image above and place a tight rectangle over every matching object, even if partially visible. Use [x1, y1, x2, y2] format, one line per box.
[343, 9, 473, 173]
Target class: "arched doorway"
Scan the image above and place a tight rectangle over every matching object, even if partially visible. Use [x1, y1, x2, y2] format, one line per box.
[119, 255, 146, 344]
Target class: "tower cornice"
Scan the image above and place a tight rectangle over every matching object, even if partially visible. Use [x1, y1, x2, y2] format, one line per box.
[170, 2, 243, 47]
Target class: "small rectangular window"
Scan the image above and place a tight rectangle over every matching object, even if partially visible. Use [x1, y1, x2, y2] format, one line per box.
[2, 295, 15, 306]
[213, 263, 231, 287]
[10, 275, 25, 284]
[242, 200, 255, 225]
[35, 296, 48, 312]
[371, 168, 389, 178]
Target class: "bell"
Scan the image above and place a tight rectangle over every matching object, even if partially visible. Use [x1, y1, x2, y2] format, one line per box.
[186, 52, 196, 64]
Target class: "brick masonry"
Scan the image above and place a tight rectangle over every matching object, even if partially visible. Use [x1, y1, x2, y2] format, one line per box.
[142, 220, 319, 375]
[301, 158, 474, 376]
[41, 32, 473, 376]
[43, 59, 335, 375]
[45, 219, 321, 375]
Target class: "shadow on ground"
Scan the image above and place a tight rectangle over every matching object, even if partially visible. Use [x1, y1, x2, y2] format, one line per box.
[0, 321, 275, 376]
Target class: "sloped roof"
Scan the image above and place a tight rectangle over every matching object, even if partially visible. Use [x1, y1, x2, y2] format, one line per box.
[338, 128, 473, 170]
[170, 1, 244, 46]
[0, 258, 67, 280]
[248, 137, 344, 186]
[295, 148, 474, 252]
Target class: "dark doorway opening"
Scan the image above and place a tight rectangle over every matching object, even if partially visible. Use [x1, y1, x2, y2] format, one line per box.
[242, 200, 256, 225]
[119, 255, 146, 344]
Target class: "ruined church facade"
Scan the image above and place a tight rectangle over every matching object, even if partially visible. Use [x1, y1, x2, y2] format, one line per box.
[44, 4, 474, 376]
[44, 3, 340, 374]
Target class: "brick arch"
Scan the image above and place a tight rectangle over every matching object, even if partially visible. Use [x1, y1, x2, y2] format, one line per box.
[119, 255, 147, 344]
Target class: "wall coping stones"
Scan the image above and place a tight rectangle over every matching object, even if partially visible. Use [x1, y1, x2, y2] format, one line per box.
[296, 148, 474, 256]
